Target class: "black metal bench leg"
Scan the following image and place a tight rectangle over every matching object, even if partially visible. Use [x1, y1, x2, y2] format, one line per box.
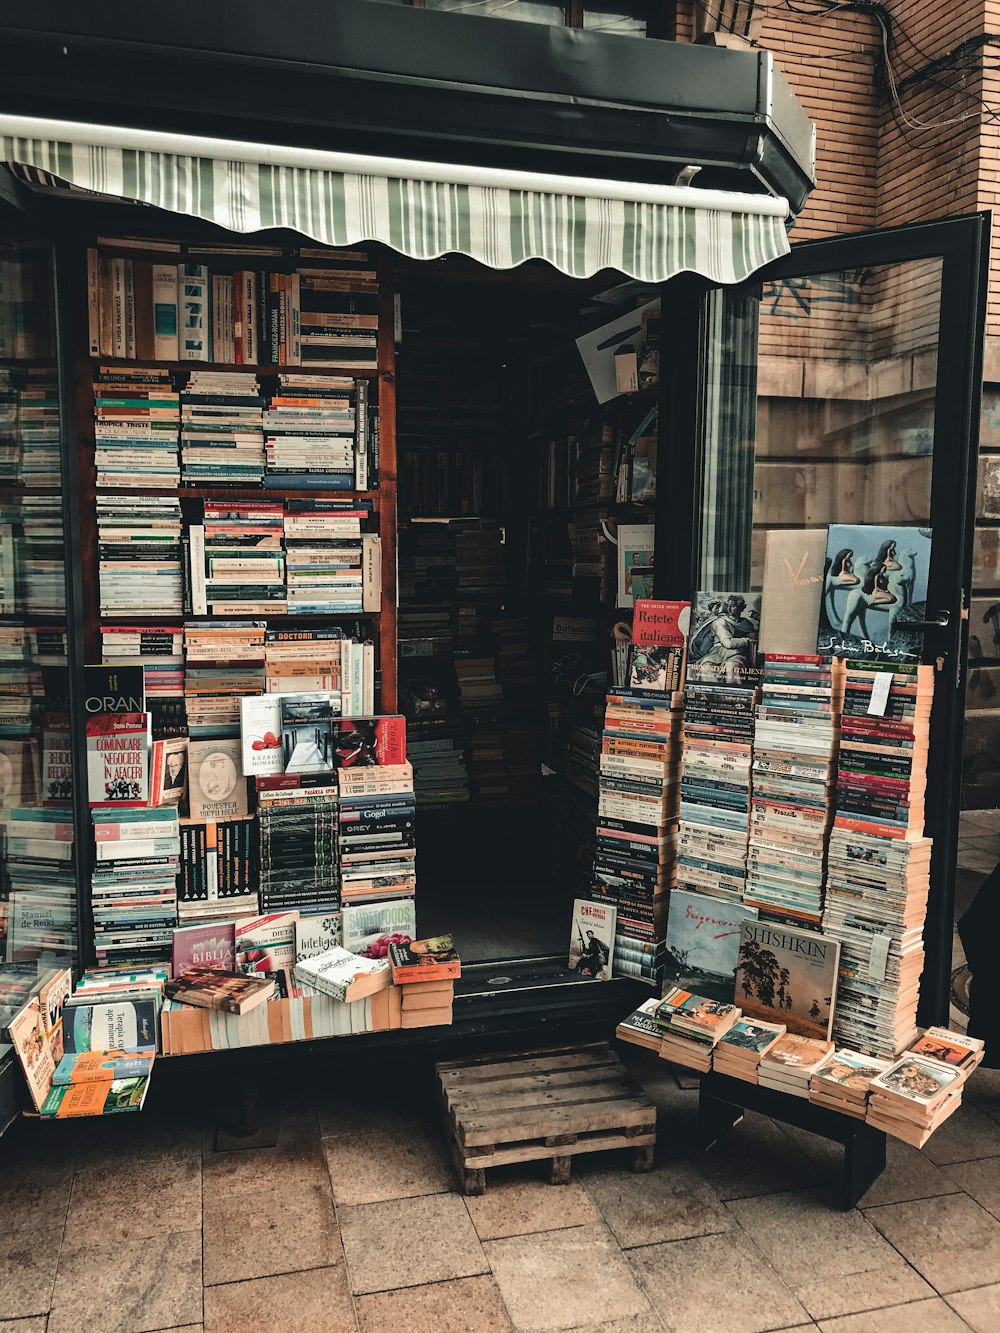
[842, 1123, 886, 1209]
[698, 1085, 744, 1152]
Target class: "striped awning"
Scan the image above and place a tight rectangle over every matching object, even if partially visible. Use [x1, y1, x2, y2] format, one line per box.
[0, 117, 791, 285]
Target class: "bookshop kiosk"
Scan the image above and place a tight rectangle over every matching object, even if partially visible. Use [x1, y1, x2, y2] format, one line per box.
[0, 0, 989, 1131]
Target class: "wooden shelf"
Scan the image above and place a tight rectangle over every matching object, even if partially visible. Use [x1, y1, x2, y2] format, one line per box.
[94, 487, 382, 503]
[92, 357, 379, 377]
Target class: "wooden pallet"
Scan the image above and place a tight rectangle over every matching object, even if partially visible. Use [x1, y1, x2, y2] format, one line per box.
[436, 1042, 657, 1195]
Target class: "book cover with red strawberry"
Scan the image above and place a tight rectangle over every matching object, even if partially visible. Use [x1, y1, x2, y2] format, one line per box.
[239, 694, 284, 775]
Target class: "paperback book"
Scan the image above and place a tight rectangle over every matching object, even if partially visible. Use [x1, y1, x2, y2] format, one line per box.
[817, 524, 932, 662]
[734, 920, 840, 1041]
[569, 899, 616, 980]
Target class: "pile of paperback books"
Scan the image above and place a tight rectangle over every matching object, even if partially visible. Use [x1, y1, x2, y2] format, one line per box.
[866, 1028, 984, 1147]
[649, 986, 742, 1072]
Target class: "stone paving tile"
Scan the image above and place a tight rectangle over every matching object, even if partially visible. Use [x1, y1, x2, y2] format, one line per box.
[919, 1102, 1000, 1165]
[695, 1109, 825, 1201]
[944, 1281, 1000, 1333]
[857, 1136, 964, 1208]
[47, 1229, 202, 1333]
[814, 1296, 969, 1332]
[355, 1275, 511, 1332]
[577, 1156, 731, 1248]
[64, 1150, 202, 1243]
[943, 1155, 1000, 1219]
[0, 1321, 49, 1333]
[316, 1085, 433, 1139]
[0, 1153, 76, 1236]
[339, 1193, 489, 1295]
[203, 1268, 356, 1333]
[464, 1167, 600, 1240]
[725, 1189, 902, 1289]
[965, 1067, 1000, 1121]
[322, 1124, 454, 1205]
[562, 1316, 665, 1333]
[0, 1223, 64, 1321]
[865, 1192, 1000, 1294]
[791, 1254, 934, 1322]
[201, 1114, 330, 1200]
[628, 1230, 811, 1333]
[203, 1180, 341, 1285]
[484, 1222, 655, 1332]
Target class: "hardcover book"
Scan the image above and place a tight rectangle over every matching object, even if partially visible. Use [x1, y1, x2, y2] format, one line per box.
[148, 737, 188, 808]
[661, 891, 759, 1003]
[568, 900, 615, 981]
[172, 922, 236, 976]
[165, 967, 276, 1015]
[628, 599, 691, 693]
[687, 591, 761, 687]
[388, 933, 460, 984]
[735, 920, 840, 1041]
[187, 739, 247, 820]
[616, 524, 655, 609]
[816, 524, 932, 662]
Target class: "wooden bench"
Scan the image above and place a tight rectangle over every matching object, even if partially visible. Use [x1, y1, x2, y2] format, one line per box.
[436, 1041, 657, 1195]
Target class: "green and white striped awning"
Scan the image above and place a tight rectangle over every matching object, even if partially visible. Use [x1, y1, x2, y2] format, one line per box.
[0, 116, 791, 284]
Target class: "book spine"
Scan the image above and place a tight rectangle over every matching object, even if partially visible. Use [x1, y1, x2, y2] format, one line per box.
[355, 379, 368, 490]
[111, 258, 126, 358]
[124, 259, 136, 359]
[188, 524, 208, 617]
[86, 248, 101, 356]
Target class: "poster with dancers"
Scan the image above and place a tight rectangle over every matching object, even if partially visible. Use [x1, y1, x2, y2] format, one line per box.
[817, 524, 932, 661]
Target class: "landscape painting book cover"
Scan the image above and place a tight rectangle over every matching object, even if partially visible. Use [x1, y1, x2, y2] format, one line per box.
[661, 890, 758, 1003]
[687, 591, 761, 687]
[817, 524, 932, 662]
[735, 921, 841, 1041]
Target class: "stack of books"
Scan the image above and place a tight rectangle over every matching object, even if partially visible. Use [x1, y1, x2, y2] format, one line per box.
[298, 264, 379, 372]
[406, 730, 470, 809]
[294, 946, 389, 1001]
[676, 683, 758, 904]
[615, 998, 663, 1052]
[19, 497, 69, 615]
[93, 367, 180, 490]
[592, 683, 684, 985]
[263, 373, 358, 490]
[179, 371, 265, 487]
[864, 1027, 985, 1144]
[652, 986, 741, 1072]
[467, 722, 508, 805]
[282, 500, 376, 617]
[96, 496, 184, 616]
[102, 624, 185, 707]
[263, 628, 343, 706]
[758, 1033, 835, 1098]
[455, 656, 504, 713]
[199, 500, 286, 617]
[17, 371, 62, 486]
[744, 654, 844, 926]
[454, 520, 506, 601]
[338, 756, 416, 905]
[389, 933, 460, 1029]
[3, 806, 78, 963]
[257, 773, 340, 917]
[177, 819, 259, 922]
[809, 1049, 892, 1118]
[712, 1018, 787, 1082]
[91, 808, 180, 967]
[183, 622, 266, 739]
[0, 370, 19, 483]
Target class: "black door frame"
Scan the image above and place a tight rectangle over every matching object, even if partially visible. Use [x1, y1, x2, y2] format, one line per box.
[658, 213, 991, 1027]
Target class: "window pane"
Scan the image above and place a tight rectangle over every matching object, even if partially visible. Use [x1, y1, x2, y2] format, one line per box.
[426, 0, 566, 25]
[583, 0, 648, 36]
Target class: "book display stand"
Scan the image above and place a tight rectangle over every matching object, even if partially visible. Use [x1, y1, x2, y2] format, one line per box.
[698, 1071, 886, 1210]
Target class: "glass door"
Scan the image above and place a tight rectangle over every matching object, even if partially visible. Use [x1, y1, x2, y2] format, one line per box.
[689, 215, 989, 1026]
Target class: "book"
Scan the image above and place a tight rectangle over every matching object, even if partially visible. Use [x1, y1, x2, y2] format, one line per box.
[758, 530, 828, 658]
[615, 997, 662, 1051]
[687, 591, 761, 687]
[148, 737, 188, 808]
[341, 899, 416, 959]
[568, 900, 615, 980]
[616, 524, 655, 608]
[52, 1050, 155, 1085]
[869, 1053, 963, 1109]
[294, 912, 343, 961]
[41, 1076, 151, 1117]
[628, 599, 691, 693]
[908, 1027, 985, 1071]
[734, 920, 840, 1041]
[172, 922, 236, 975]
[84, 663, 146, 715]
[239, 694, 284, 775]
[187, 739, 248, 820]
[388, 933, 461, 984]
[293, 946, 390, 1002]
[817, 524, 933, 663]
[661, 891, 758, 1003]
[86, 712, 150, 807]
[63, 999, 159, 1054]
[280, 694, 335, 773]
[165, 967, 276, 1015]
[8, 994, 57, 1111]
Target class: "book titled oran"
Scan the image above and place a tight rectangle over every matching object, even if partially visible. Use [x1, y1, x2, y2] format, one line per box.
[388, 934, 461, 984]
[165, 967, 276, 1015]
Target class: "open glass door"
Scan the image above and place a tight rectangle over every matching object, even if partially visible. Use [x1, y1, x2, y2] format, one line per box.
[691, 215, 990, 1028]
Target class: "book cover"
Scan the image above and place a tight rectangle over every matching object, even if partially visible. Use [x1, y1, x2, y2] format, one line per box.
[817, 524, 932, 662]
[717, 1018, 787, 1054]
[568, 901, 616, 981]
[342, 899, 416, 959]
[84, 664, 146, 716]
[187, 739, 247, 820]
[8, 996, 56, 1111]
[661, 891, 759, 1003]
[41, 1076, 150, 1117]
[616, 524, 655, 609]
[64, 1000, 159, 1054]
[172, 922, 236, 976]
[870, 1053, 962, 1106]
[149, 737, 188, 808]
[86, 712, 150, 807]
[331, 717, 407, 768]
[52, 1051, 155, 1086]
[165, 967, 276, 1015]
[294, 913, 343, 962]
[735, 921, 840, 1041]
[239, 694, 284, 775]
[280, 694, 335, 773]
[687, 591, 762, 687]
[758, 529, 829, 657]
[388, 933, 461, 984]
[235, 913, 298, 974]
[41, 717, 73, 806]
[909, 1027, 984, 1069]
[293, 946, 390, 1002]
[628, 599, 691, 693]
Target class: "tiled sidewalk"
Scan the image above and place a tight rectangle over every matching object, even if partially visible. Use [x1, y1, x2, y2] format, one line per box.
[2, 1047, 1000, 1333]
